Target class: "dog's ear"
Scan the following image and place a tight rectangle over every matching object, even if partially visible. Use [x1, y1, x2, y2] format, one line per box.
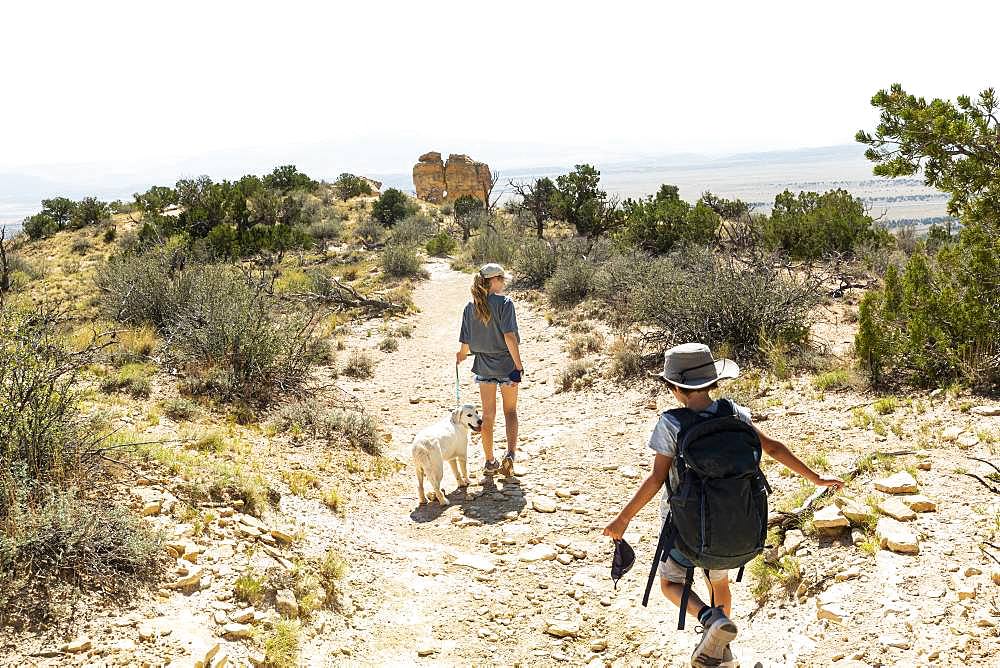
[451, 407, 463, 423]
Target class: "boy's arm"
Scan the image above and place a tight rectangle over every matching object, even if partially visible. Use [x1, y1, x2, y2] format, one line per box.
[456, 342, 471, 364]
[756, 426, 843, 488]
[603, 454, 672, 540]
[503, 332, 523, 371]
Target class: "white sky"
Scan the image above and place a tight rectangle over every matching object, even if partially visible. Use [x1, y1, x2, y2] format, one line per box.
[1, 0, 998, 172]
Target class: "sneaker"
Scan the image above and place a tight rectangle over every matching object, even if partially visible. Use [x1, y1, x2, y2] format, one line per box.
[500, 452, 516, 477]
[690, 607, 738, 668]
[483, 459, 500, 476]
[720, 645, 737, 668]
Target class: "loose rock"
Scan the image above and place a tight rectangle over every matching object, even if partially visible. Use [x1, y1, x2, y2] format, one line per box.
[877, 497, 917, 521]
[873, 471, 918, 495]
[876, 517, 919, 554]
[532, 497, 557, 513]
[519, 544, 557, 562]
[813, 505, 850, 532]
[545, 618, 580, 638]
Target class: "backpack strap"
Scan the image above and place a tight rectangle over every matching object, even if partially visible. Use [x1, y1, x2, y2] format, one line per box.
[677, 567, 694, 630]
[642, 516, 676, 607]
[735, 565, 745, 582]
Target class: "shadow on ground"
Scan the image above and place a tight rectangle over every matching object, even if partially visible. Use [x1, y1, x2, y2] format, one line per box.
[409, 475, 527, 524]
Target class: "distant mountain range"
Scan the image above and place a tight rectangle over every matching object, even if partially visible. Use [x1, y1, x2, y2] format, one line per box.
[0, 143, 947, 230]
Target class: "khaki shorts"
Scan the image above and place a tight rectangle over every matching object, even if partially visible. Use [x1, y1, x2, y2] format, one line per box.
[658, 555, 729, 584]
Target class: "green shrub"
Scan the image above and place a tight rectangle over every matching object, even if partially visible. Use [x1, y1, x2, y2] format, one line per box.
[609, 338, 644, 379]
[99, 251, 326, 406]
[100, 362, 153, 398]
[332, 173, 374, 200]
[390, 214, 436, 246]
[426, 231, 457, 256]
[264, 619, 301, 668]
[379, 336, 399, 352]
[0, 488, 164, 628]
[618, 185, 721, 253]
[557, 359, 593, 392]
[512, 237, 558, 287]
[812, 369, 852, 392]
[763, 189, 891, 259]
[354, 218, 383, 245]
[567, 332, 604, 359]
[381, 244, 425, 278]
[371, 188, 411, 226]
[71, 236, 93, 255]
[545, 259, 594, 307]
[160, 397, 200, 421]
[342, 350, 376, 379]
[467, 229, 516, 266]
[272, 400, 381, 453]
[103, 225, 117, 243]
[856, 223, 1000, 391]
[305, 219, 343, 243]
[595, 247, 820, 362]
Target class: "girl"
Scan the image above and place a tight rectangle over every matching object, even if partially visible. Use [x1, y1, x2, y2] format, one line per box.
[456, 263, 524, 477]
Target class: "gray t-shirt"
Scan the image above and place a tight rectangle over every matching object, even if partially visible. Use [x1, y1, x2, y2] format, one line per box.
[648, 399, 755, 521]
[459, 294, 519, 378]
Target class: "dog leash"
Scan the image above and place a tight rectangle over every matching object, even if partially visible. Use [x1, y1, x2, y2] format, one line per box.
[455, 364, 461, 406]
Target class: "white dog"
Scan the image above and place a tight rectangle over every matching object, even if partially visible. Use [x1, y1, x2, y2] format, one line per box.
[411, 404, 483, 505]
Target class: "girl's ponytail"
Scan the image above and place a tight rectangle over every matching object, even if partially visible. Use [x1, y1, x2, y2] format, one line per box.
[472, 273, 491, 323]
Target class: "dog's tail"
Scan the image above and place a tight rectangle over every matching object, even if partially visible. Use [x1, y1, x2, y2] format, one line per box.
[412, 442, 432, 477]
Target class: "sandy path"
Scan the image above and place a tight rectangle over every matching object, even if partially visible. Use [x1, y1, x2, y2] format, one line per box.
[292, 259, 1000, 667]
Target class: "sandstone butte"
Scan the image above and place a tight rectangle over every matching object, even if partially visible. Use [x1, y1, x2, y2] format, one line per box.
[412, 151, 492, 204]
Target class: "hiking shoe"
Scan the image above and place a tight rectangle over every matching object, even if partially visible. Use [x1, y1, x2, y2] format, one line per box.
[690, 607, 738, 668]
[500, 452, 516, 477]
[483, 459, 500, 476]
[720, 645, 736, 668]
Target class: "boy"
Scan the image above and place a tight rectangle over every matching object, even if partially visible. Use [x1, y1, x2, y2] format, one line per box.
[604, 343, 843, 667]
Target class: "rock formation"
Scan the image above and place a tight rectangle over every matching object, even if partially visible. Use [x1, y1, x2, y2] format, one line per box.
[413, 152, 492, 204]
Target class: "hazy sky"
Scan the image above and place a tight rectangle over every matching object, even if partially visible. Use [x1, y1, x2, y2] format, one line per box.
[2, 0, 998, 173]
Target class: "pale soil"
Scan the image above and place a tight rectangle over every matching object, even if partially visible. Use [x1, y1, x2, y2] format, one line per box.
[7, 259, 1000, 667]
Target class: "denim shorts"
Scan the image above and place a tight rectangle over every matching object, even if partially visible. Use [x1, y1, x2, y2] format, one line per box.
[474, 374, 516, 387]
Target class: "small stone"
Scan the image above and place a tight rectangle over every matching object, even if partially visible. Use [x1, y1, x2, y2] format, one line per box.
[873, 471, 918, 495]
[974, 610, 997, 627]
[141, 500, 162, 516]
[783, 529, 805, 554]
[900, 494, 936, 512]
[230, 607, 255, 623]
[212, 650, 231, 668]
[63, 636, 92, 653]
[877, 497, 917, 521]
[532, 497, 557, 513]
[813, 505, 850, 531]
[223, 622, 253, 639]
[941, 425, 963, 441]
[557, 553, 574, 565]
[835, 497, 871, 524]
[599, 597, 612, 607]
[590, 639, 608, 652]
[617, 465, 640, 479]
[876, 517, 919, 554]
[519, 544, 557, 562]
[109, 638, 137, 652]
[971, 405, 1000, 416]
[964, 565, 983, 577]
[555, 488, 573, 499]
[214, 611, 228, 625]
[992, 567, 1000, 585]
[951, 573, 979, 600]
[817, 601, 847, 623]
[879, 633, 911, 649]
[237, 523, 262, 538]
[275, 589, 299, 618]
[270, 528, 295, 544]
[916, 460, 932, 471]
[851, 528, 866, 546]
[545, 618, 580, 638]
[416, 640, 437, 657]
[138, 622, 156, 640]
[168, 565, 204, 590]
[836, 566, 861, 582]
[454, 554, 496, 573]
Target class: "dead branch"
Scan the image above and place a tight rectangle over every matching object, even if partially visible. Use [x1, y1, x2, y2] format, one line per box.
[768, 449, 915, 528]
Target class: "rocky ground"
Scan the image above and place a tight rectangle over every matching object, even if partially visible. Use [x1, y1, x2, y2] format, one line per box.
[6, 259, 1000, 667]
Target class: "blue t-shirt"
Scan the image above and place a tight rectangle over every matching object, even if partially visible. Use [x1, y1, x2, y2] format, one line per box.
[459, 294, 519, 378]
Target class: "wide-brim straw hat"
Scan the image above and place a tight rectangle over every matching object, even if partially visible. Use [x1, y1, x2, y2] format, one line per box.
[651, 342, 740, 389]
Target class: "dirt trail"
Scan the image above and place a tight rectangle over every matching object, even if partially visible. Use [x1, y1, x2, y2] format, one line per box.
[296, 259, 1000, 668]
